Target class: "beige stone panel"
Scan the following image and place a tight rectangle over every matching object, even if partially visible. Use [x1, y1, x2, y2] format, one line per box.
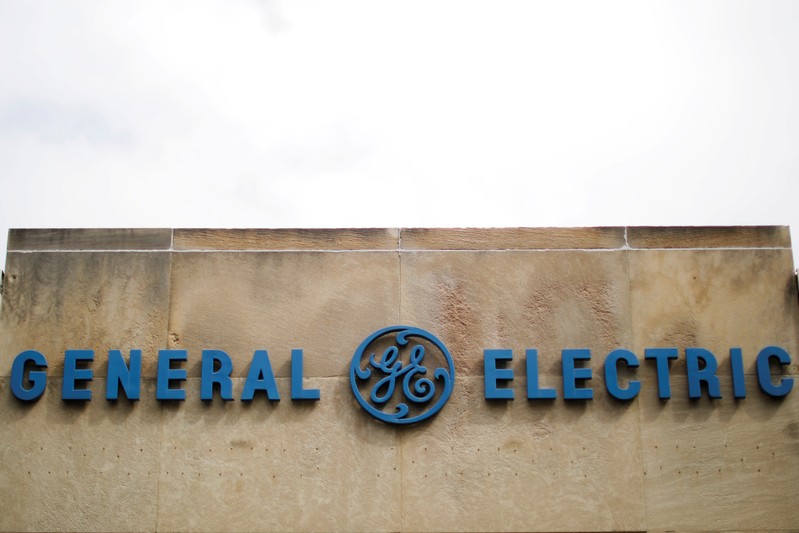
[400, 227, 625, 250]
[0, 378, 160, 532]
[0, 252, 172, 377]
[627, 226, 791, 249]
[156, 377, 401, 533]
[400, 376, 645, 532]
[640, 376, 799, 531]
[400, 250, 632, 376]
[7, 228, 172, 251]
[173, 228, 399, 250]
[628, 249, 799, 375]
[167, 251, 398, 377]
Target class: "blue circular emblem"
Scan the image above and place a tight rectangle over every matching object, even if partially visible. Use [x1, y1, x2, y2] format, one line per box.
[349, 325, 455, 425]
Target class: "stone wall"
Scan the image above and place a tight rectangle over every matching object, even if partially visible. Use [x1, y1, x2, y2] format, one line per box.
[0, 227, 797, 532]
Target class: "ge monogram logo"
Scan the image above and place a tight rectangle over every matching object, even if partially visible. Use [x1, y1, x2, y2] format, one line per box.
[349, 325, 455, 425]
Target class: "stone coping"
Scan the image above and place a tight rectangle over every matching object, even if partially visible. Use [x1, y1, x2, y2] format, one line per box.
[6, 226, 791, 252]
[8, 228, 172, 251]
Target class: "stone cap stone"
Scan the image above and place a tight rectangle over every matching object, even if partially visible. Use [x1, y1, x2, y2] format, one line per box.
[400, 227, 625, 250]
[626, 226, 791, 249]
[6, 226, 792, 252]
[7, 228, 172, 251]
[173, 228, 399, 250]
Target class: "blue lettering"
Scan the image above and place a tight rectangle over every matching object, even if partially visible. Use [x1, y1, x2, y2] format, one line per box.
[562, 349, 592, 400]
[686, 348, 721, 399]
[291, 349, 320, 400]
[201, 350, 234, 401]
[526, 349, 556, 399]
[484, 349, 514, 399]
[62, 349, 93, 401]
[11, 350, 48, 401]
[645, 348, 678, 399]
[242, 350, 280, 401]
[157, 350, 187, 401]
[604, 349, 640, 400]
[106, 349, 141, 401]
[756, 346, 793, 397]
[729, 348, 747, 399]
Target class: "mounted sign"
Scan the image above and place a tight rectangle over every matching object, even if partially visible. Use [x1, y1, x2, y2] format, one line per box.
[349, 325, 455, 425]
[8, 325, 794, 424]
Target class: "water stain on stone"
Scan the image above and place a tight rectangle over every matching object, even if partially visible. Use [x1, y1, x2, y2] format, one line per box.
[523, 279, 623, 350]
[435, 277, 481, 374]
[662, 316, 699, 347]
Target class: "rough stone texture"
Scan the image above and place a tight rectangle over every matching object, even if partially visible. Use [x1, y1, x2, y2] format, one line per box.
[400, 376, 646, 532]
[156, 378, 401, 533]
[1, 227, 798, 533]
[401, 227, 626, 250]
[0, 252, 172, 377]
[7, 228, 172, 250]
[166, 251, 399, 377]
[173, 228, 399, 250]
[639, 376, 799, 531]
[627, 226, 791, 249]
[628, 249, 799, 375]
[400, 250, 632, 377]
[0, 378, 161, 532]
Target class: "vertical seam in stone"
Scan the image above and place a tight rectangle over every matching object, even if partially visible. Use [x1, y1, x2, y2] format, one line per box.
[399, 425, 404, 533]
[397, 229, 404, 531]
[623, 226, 630, 249]
[154, 239, 176, 532]
[634, 395, 649, 532]
[398, 228, 403, 324]
[398, 250, 402, 324]
[154, 391, 165, 533]
[624, 247, 648, 530]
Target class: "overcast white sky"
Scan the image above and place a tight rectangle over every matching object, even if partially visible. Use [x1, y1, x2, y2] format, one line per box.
[1, 1, 797, 265]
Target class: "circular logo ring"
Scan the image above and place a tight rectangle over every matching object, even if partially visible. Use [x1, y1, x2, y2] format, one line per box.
[349, 325, 455, 425]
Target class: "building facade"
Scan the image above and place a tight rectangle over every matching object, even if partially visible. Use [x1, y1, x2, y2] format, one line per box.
[1, 227, 797, 532]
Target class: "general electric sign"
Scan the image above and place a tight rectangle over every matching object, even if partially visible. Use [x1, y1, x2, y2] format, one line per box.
[7, 324, 795, 425]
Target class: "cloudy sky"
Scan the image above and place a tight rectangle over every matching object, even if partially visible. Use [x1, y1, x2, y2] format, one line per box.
[0, 1, 797, 264]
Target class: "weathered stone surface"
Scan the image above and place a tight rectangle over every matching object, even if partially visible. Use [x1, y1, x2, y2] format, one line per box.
[7, 228, 172, 251]
[627, 226, 791, 249]
[166, 251, 399, 377]
[400, 250, 632, 377]
[400, 376, 646, 532]
[173, 228, 399, 250]
[0, 378, 160, 532]
[156, 377, 401, 533]
[0, 252, 172, 377]
[1, 227, 796, 533]
[400, 227, 625, 250]
[639, 376, 799, 531]
[628, 249, 799, 375]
